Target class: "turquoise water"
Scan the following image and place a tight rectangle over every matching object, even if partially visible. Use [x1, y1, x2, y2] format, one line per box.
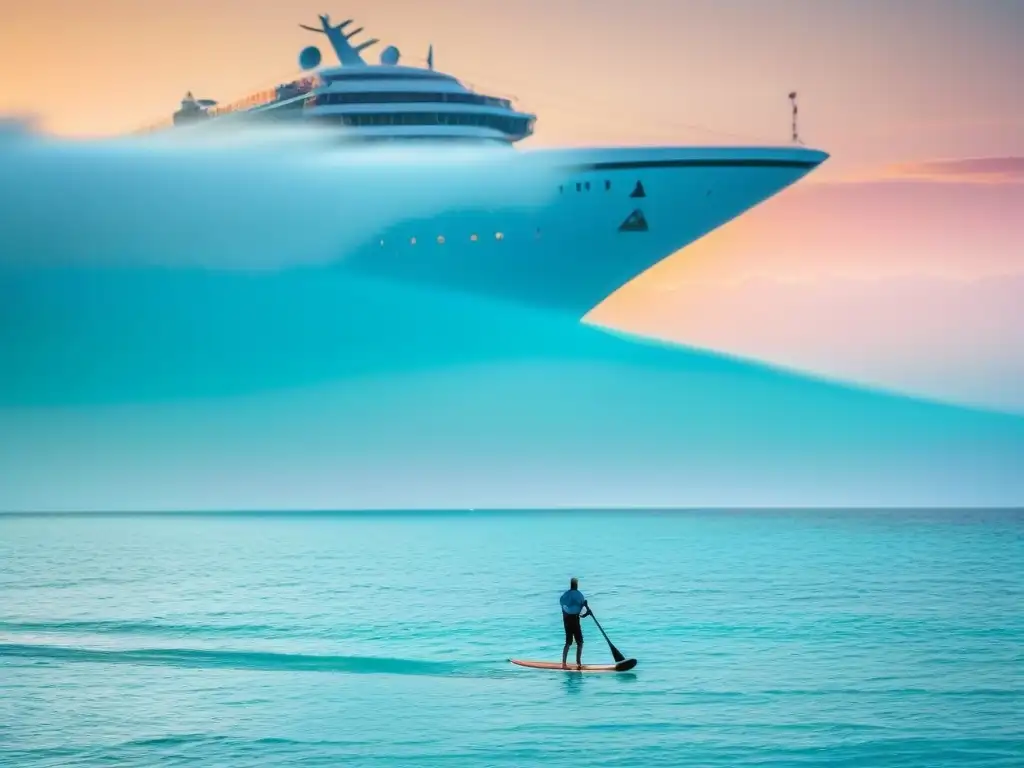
[2, 510, 1022, 766]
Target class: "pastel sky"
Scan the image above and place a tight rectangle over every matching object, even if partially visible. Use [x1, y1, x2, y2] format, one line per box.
[3, 0, 1022, 410]
[3, 0, 1021, 170]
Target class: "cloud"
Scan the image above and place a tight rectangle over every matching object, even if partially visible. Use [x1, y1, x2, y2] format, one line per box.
[882, 156, 1024, 184]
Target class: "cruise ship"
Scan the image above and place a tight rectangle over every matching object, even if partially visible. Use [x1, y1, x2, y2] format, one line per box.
[147, 12, 828, 316]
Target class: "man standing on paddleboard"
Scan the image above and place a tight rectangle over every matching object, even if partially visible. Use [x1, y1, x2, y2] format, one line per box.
[560, 577, 590, 669]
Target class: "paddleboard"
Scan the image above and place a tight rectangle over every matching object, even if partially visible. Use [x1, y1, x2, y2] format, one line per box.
[509, 658, 637, 672]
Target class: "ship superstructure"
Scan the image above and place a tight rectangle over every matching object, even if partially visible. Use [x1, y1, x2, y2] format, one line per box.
[153, 14, 534, 144]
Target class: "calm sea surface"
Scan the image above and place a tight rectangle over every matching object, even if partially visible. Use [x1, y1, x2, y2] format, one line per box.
[1, 509, 1022, 766]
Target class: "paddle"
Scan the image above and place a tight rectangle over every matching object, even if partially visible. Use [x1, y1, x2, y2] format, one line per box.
[585, 607, 627, 663]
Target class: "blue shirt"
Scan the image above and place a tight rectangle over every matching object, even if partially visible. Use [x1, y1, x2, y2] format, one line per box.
[560, 589, 586, 615]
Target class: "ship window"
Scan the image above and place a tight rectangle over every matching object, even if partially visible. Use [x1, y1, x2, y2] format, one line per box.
[410, 237, 417, 245]
[576, 182, 582, 192]
[470, 233, 479, 242]
[314, 111, 528, 136]
[437, 235, 445, 244]
[380, 239, 385, 246]
[318, 91, 512, 108]
[605, 180, 611, 191]
[585, 182, 591, 191]
[559, 185, 563, 193]
[495, 232, 504, 240]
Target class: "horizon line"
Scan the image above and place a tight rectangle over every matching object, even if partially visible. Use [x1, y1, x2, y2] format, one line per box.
[2, 506, 1022, 518]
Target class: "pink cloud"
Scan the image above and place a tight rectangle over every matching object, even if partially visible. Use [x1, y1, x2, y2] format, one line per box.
[882, 156, 1024, 184]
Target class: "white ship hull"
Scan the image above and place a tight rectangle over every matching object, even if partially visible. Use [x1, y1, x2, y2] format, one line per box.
[342, 144, 828, 314]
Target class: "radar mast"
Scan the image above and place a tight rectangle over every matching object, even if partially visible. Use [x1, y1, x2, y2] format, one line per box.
[789, 91, 801, 144]
[299, 13, 378, 66]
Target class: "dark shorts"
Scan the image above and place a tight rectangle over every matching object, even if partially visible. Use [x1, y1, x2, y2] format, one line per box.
[562, 611, 584, 645]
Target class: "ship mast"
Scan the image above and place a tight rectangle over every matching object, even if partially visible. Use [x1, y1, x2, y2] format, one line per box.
[299, 14, 378, 66]
[789, 91, 801, 144]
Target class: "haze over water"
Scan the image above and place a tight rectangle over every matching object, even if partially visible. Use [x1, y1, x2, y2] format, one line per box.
[2, 124, 1023, 510]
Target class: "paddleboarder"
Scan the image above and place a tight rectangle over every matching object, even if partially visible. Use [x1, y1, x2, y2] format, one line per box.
[560, 577, 590, 669]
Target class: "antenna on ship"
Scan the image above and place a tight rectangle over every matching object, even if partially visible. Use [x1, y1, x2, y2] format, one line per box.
[300, 14, 378, 66]
[427, 44, 434, 70]
[789, 91, 802, 144]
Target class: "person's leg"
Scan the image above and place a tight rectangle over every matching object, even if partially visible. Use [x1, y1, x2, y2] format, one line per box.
[562, 614, 572, 668]
[574, 620, 584, 669]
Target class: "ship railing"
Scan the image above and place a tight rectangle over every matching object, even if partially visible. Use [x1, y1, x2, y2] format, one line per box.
[208, 74, 321, 118]
[456, 77, 529, 116]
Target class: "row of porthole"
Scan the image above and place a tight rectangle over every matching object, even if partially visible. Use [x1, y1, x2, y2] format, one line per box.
[380, 232, 508, 246]
[559, 180, 613, 193]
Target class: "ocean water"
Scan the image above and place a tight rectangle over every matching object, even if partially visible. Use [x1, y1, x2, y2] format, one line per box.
[2, 509, 1022, 766]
